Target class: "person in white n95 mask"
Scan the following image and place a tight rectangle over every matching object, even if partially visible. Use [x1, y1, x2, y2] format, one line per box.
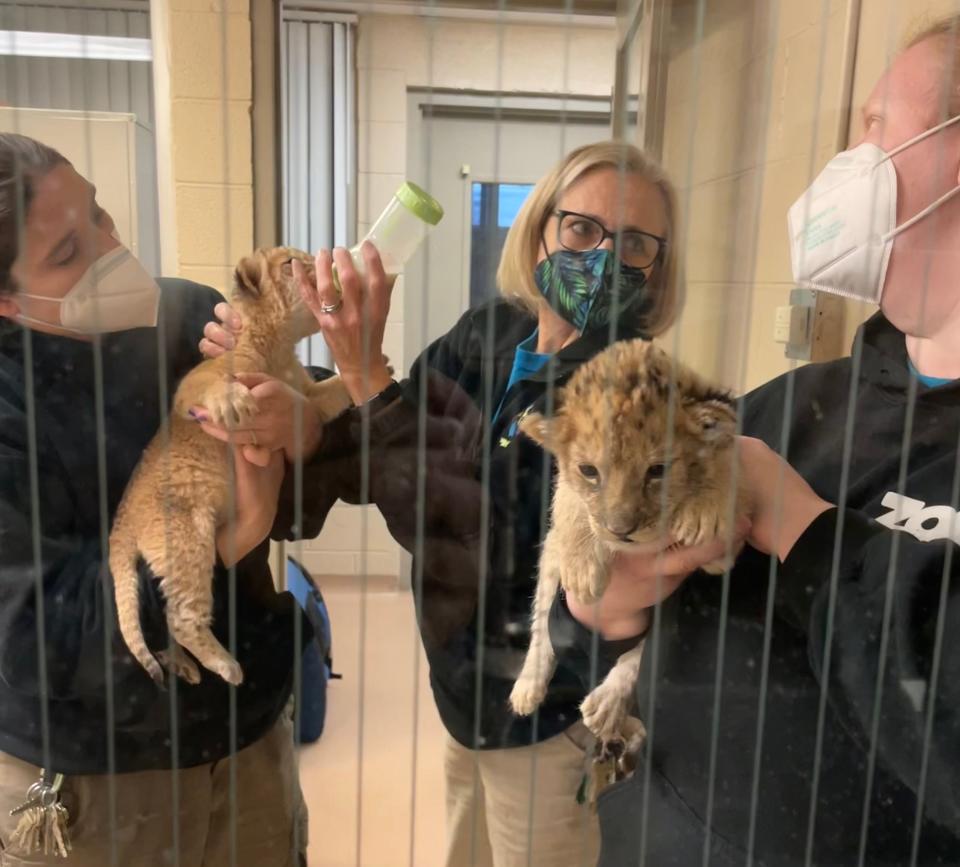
[0, 133, 310, 867]
[788, 113, 960, 305]
[789, 39, 960, 379]
[585, 18, 960, 867]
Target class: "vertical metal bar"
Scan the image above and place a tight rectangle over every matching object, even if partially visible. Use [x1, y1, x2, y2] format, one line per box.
[156, 255, 181, 867]
[800, 2, 896, 861]
[354, 11, 371, 864]
[637, 2, 706, 864]
[66, 17, 123, 864]
[408, 6, 436, 863]
[909, 426, 960, 865]
[205, 2, 241, 865]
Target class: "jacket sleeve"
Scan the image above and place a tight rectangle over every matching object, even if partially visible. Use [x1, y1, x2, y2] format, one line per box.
[274, 314, 500, 648]
[778, 507, 960, 834]
[0, 281, 221, 700]
[276, 309, 481, 543]
[548, 588, 650, 685]
[0, 403, 168, 700]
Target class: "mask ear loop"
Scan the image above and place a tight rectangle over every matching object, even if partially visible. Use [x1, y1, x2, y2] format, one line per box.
[882, 111, 960, 161]
[882, 184, 960, 242]
[875, 113, 960, 242]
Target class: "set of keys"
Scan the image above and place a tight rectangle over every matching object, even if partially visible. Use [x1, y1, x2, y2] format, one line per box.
[8, 770, 72, 858]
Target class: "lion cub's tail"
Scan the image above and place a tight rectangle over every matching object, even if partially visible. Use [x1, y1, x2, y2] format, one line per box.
[108, 511, 164, 685]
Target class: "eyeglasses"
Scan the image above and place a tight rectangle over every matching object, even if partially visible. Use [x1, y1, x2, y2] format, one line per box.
[553, 210, 667, 270]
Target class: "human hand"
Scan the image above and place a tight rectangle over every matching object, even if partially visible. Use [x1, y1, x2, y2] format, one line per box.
[565, 521, 751, 640]
[199, 301, 243, 359]
[295, 242, 394, 404]
[192, 373, 323, 466]
[216, 446, 285, 567]
[737, 436, 833, 562]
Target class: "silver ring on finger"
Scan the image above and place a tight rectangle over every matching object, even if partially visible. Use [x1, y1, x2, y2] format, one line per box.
[319, 297, 344, 315]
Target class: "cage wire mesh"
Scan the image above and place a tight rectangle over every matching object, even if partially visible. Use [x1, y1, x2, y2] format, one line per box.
[0, 0, 959, 865]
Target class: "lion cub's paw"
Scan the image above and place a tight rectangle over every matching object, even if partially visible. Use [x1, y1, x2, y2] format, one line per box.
[671, 498, 725, 548]
[580, 682, 631, 744]
[559, 559, 608, 604]
[157, 645, 201, 685]
[671, 498, 744, 574]
[203, 379, 258, 428]
[509, 675, 548, 717]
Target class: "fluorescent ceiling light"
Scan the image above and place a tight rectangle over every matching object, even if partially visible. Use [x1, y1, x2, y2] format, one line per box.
[0, 31, 152, 62]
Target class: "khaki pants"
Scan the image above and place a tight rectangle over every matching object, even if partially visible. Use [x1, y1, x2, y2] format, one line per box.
[444, 722, 600, 867]
[0, 714, 307, 867]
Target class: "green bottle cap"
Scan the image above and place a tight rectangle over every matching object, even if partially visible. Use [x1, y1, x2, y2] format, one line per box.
[395, 181, 444, 226]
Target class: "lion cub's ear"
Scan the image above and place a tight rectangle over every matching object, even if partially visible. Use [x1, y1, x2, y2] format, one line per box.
[519, 411, 568, 453]
[685, 397, 737, 445]
[233, 254, 262, 300]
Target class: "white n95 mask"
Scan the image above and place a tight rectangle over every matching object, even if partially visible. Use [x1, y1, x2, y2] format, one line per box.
[18, 246, 160, 335]
[788, 113, 960, 303]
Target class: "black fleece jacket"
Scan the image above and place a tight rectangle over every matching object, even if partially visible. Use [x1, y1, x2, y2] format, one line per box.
[596, 314, 960, 867]
[0, 281, 302, 774]
[288, 297, 647, 750]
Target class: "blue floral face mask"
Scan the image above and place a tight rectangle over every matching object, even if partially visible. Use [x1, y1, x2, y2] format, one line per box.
[534, 248, 651, 333]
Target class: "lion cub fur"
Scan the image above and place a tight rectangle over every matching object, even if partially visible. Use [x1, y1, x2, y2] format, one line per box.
[109, 247, 351, 686]
[509, 339, 746, 743]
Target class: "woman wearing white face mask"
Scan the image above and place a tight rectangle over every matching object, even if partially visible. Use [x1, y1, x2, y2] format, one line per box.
[0, 134, 310, 866]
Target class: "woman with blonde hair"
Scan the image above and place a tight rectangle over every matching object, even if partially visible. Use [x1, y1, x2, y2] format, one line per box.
[203, 141, 732, 865]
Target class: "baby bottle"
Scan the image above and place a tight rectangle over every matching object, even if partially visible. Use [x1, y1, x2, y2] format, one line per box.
[335, 181, 443, 289]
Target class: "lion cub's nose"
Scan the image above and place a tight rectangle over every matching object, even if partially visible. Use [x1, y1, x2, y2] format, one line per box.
[606, 519, 640, 540]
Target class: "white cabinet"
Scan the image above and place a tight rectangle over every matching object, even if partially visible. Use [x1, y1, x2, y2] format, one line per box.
[0, 106, 160, 276]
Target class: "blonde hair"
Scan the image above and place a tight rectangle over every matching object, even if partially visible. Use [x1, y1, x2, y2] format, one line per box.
[496, 140, 681, 337]
[906, 14, 960, 116]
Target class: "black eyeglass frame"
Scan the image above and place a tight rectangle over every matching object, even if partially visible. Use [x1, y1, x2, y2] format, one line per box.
[552, 209, 668, 269]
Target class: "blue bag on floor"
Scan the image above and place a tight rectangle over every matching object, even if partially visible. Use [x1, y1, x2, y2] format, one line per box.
[286, 557, 338, 744]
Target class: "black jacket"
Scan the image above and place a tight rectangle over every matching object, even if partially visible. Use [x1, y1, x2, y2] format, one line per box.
[294, 298, 644, 749]
[0, 280, 301, 774]
[595, 314, 960, 866]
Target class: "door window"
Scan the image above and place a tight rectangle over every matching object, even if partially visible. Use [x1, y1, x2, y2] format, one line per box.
[469, 182, 534, 306]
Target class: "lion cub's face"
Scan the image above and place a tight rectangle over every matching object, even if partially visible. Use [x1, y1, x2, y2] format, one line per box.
[521, 340, 737, 548]
[231, 246, 319, 339]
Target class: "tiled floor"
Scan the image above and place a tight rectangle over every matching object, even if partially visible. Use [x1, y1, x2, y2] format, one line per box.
[299, 582, 447, 867]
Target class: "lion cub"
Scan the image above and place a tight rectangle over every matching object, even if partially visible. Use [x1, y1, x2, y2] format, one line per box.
[509, 339, 745, 744]
[109, 247, 351, 686]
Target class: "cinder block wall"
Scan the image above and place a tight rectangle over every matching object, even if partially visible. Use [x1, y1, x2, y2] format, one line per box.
[653, 0, 850, 393]
[657, 0, 958, 393]
[162, 0, 254, 295]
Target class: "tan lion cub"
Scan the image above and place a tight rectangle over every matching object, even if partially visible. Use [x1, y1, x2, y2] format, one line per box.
[509, 339, 746, 744]
[109, 247, 351, 686]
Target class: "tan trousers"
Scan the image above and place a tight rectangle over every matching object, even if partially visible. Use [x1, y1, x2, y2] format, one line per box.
[0, 714, 306, 867]
[444, 722, 600, 867]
